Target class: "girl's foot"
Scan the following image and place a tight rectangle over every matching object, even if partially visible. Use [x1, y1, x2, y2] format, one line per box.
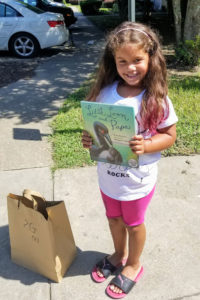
[96, 253, 127, 278]
[109, 264, 141, 294]
[91, 253, 127, 283]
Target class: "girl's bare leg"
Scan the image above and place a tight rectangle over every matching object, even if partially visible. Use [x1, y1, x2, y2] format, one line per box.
[110, 222, 146, 293]
[97, 217, 128, 277]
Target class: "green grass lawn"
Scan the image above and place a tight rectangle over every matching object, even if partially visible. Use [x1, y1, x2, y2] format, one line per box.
[50, 80, 95, 170]
[50, 73, 200, 169]
[166, 75, 200, 156]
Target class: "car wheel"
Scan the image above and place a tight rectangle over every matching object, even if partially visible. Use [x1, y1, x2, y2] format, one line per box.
[10, 33, 40, 58]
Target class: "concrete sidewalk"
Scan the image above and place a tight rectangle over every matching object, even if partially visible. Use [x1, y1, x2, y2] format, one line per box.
[53, 156, 200, 300]
[0, 11, 200, 300]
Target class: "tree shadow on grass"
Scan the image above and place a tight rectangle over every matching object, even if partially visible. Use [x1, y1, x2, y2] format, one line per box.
[53, 128, 82, 135]
[169, 75, 200, 90]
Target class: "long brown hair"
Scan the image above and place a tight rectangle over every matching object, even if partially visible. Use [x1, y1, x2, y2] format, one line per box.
[87, 22, 168, 131]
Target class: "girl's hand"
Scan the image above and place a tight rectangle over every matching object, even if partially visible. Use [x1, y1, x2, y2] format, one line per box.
[129, 124, 177, 155]
[82, 130, 93, 149]
[129, 135, 145, 155]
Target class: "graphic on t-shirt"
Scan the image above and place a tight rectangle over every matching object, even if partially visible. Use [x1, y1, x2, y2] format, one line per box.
[81, 101, 138, 167]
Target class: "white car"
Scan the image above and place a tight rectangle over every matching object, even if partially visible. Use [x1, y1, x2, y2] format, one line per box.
[0, 0, 69, 58]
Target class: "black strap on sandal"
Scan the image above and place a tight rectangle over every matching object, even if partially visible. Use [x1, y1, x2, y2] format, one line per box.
[109, 273, 136, 294]
[96, 256, 117, 278]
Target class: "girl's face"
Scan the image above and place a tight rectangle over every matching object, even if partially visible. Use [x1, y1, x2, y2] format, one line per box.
[115, 43, 149, 88]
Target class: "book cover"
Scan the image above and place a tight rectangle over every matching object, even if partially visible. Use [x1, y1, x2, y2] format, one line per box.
[81, 101, 138, 167]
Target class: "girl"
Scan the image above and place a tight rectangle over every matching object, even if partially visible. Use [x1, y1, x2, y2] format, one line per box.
[82, 21, 178, 299]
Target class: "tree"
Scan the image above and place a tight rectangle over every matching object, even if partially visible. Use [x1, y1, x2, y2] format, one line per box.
[172, 0, 200, 44]
[117, 0, 200, 46]
[171, 0, 182, 43]
[184, 0, 200, 40]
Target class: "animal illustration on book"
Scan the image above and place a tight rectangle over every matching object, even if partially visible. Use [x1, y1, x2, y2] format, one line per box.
[81, 101, 139, 167]
[90, 121, 123, 164]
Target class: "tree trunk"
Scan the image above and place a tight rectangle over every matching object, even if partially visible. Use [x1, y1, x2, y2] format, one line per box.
[184, 0, 200, 40]
[172, 0, 182, 44]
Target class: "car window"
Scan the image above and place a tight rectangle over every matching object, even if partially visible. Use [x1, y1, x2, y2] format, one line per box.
[23, 0, 37, 5]
[0, 3, 5, 17]
[6, 5, 20, 17]
[0, 3, 21, 17]
[15, 1, 44, 14]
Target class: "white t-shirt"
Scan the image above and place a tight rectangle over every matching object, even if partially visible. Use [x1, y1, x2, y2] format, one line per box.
[96, 81, 178, 201]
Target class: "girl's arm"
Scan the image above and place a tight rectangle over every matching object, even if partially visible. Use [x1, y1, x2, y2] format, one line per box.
[129, 124, 176, 155]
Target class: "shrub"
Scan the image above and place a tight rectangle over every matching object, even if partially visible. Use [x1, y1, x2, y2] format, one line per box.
[175, 35, 200, 67]
[80, 0, 102, 15]
[112, 2, 118, 13]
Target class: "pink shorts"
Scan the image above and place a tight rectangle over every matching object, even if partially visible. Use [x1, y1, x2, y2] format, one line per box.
[100, 186, 155, 227]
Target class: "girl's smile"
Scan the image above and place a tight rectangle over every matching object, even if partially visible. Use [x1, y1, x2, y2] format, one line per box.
[115, 43, 149, 88]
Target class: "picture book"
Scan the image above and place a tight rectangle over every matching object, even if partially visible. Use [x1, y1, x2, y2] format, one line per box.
[81, 101, 138, 168]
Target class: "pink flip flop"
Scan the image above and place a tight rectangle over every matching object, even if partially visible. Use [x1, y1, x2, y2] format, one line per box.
[106, 266, 144, 299]
[91, 256, 127, 283]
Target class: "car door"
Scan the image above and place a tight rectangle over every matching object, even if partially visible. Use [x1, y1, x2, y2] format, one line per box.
[0, 3, 22, 49]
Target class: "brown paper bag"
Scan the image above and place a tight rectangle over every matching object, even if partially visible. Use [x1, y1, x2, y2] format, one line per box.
[7, 190, 77, 282]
